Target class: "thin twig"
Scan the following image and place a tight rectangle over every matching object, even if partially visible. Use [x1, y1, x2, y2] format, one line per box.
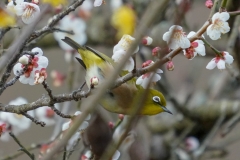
[0, 143, 41, 160]
[9, 132, 35, 160]
[22, 112, 46, 127]
[42, 81, 55, 103]
[50, 105, 72, 119]
[229, 10, 240, 16]
[0, 26, 20, 41]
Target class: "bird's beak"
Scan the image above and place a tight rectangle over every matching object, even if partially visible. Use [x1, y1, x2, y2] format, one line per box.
[161, 106, 172, 114]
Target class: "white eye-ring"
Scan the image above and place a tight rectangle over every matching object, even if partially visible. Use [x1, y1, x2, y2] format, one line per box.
[153, 96, 160, 103]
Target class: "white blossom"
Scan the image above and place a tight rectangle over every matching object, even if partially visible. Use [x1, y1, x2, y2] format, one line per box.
[163, 25, 190, 50]
[183, 31, 206, 60]
[15, 2, 40, 24]
[206, 51, 234, 70]
[13, 47, 48, 85]
[207, 12, 230, 40]
[112, 35, 139, 71]
[94, 0, 103, 7]
[53, 14, 87, 51]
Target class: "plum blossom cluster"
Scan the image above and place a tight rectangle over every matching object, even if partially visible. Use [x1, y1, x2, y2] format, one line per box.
[162, 11, 233, 70]
[0, 97, 33, 141]
[7, 0, 40, 24]
[13, 47, 48, 85]
[112, 34, 164, 88]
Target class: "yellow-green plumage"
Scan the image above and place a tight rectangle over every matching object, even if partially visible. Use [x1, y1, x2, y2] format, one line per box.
[62, 37, 171, 115]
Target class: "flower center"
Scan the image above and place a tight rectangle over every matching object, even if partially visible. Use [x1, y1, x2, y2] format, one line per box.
[212, 19, 224, 30]
[173, 29, 185, 41]
[14, 114, 23, 119]
[23, 5, 36, 19]
[22, 56, 39, 78]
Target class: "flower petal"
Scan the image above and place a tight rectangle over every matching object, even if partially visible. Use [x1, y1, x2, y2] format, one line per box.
[206, 59, 217, 70]
[217, 59, 225, 69]
[32, 47, 43, 56]
[194, 43, 206, 56]
[219, 12, 230, 21]
[94, 0, 103, 7]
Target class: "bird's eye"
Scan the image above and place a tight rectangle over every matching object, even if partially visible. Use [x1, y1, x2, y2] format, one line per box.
[153, 96, 160, 103]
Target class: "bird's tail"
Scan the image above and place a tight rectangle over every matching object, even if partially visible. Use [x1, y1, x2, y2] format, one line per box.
[61, 37, 86, 51]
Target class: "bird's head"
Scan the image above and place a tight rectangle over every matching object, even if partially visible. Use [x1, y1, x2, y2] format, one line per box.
[141, 89, 172, 115]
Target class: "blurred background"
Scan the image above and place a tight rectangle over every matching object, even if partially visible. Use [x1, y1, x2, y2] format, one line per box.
[1, 0, 240, 159]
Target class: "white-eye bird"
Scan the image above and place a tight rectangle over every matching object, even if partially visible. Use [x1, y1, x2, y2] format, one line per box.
[62, 37, 172, 115]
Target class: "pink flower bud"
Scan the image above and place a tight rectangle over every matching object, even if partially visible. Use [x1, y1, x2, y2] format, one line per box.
[108, 122, 114, 129]
[90, 77, 99, 86]
[142, 36, 153, 45]
[167, 61, 174, 71]
[152, 47, 161, 56]
[205, 0, 213, 9]
[142, 60, 154, 68]
[118, 114, 124, 120]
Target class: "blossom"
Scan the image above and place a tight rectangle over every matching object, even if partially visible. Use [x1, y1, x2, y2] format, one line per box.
[15, 2, 40, 24]
[136, 60, 163, 89]
[183, 31, 206, 60]
[0, 8, 16, 28]
[13, 47, 48, 85]
[61, 111, 90, 150]
[185, 136, 199, 152]
[53, 14, 87, 51]
[35, 104, 60, 126]
[94, 0, 104, 7]
[163, 25, 190, 50]
[206, 51, 234, 70]
[78, 0, 93, 20]
[42, 0, 67, 7]
[0, 97, 33, 141]
[207, 12, 230, 40]
[112, 35, 139, 71]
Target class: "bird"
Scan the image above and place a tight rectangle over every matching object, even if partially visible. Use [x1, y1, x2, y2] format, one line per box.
[61, 37, 172, 115]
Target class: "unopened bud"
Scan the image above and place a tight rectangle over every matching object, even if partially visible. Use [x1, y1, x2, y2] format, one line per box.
[142, 36, 153, 45]
[205, 0, 213, 9]
[108, 122, 114, 129]
[32, 0, 39, 5]
[167, 61, 174, 71]
[19, 55, 29, 65]
[118, 114, 124, 120]
[152, 47, 161, 56]
[142, 60, 154, 68]
[90, 77, 99, 86]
